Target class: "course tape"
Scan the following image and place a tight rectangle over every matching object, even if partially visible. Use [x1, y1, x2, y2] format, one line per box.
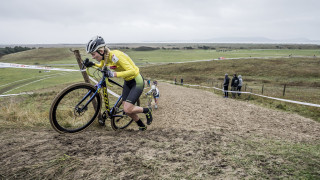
[0, 92, 34, 97]
[161, 80, 320, 108]
[0, 62, 79, 72]
[1, 62, 120, 98]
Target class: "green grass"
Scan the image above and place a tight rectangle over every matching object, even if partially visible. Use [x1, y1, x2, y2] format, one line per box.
[140, 56, 320, 122]
[140, 57, 320, 91]
[1, 47, 320, 65]
[122, 49, 320, 64]
[0, 68, 84, 94]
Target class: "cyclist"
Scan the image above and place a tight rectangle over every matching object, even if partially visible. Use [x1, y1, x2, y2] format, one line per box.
[146, 85, 160, 109]
[153, 80, 158, 86]
[84, 36, 152, 131]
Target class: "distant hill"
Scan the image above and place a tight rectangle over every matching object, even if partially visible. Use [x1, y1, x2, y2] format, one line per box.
[192, 37, 320, 44]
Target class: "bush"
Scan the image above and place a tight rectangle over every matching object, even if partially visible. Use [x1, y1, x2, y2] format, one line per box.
[133, 46, 159, 51]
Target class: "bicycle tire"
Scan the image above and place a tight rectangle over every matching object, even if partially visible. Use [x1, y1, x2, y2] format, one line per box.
[49, 83, 101, 133]
[110, 98, 140, 130]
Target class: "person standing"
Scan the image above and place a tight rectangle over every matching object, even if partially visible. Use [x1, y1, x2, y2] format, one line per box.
[231, 74, 239, 98]
[237, 75, 243, 96]
[147, 79, 151, 87]
[223, 73, 230, 98]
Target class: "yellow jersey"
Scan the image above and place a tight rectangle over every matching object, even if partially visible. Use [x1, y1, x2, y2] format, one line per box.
[95, 50, 140, 81]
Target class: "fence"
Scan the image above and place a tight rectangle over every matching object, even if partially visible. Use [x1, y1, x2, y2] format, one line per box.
[165, 79, 320, 108]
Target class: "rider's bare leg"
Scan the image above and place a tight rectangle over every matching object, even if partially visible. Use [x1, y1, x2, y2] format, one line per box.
[123, 101, 143, 121]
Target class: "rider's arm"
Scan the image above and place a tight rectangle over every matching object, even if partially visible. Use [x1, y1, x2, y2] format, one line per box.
[94, 60, 105, 69]
[146, 89, 152, 94]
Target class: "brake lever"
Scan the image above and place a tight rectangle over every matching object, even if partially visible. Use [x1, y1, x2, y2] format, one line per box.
[81, 61, 86, 70]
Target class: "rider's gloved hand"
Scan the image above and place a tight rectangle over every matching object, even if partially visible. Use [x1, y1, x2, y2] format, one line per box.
[106, 69, 114, 78]
[83, 58, 95, 67]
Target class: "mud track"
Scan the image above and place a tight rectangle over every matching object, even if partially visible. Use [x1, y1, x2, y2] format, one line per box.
[1, 82, 319, 179]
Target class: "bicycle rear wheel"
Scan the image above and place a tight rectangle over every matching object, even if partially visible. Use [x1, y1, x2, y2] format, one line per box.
[110, 98, 140, 130]
[49, 83, 101, 133]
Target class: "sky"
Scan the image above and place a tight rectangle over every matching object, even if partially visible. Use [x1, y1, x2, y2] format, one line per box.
[0, 0, 320, 44]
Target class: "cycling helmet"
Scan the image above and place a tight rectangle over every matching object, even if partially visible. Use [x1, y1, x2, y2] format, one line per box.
[151, 85, 156, 90]
[86, 36, 106, 53]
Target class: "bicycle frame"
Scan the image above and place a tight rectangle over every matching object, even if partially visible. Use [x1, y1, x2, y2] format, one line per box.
[80, 67, 124, 120]
[146, 92, 153, 109]
[101, 78, 124, 119]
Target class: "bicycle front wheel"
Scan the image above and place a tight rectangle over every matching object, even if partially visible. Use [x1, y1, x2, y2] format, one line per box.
[49, 83, 101, 133]
[111, 98, 140, 130]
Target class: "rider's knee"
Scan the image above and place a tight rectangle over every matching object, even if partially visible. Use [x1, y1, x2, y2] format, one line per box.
[123, 103, 134, 114]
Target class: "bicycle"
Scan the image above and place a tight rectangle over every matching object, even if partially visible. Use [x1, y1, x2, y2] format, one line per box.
[145, 92, 153, 109]
[49, 65, 140, 133]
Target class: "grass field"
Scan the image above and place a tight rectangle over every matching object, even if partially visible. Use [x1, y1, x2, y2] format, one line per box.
[1, 46, 319, 120]
[139, 56, 320, 122]
[1, 46, 320, 65]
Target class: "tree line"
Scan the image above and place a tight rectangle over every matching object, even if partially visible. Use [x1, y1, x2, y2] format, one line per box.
[0, 46, 35, 57]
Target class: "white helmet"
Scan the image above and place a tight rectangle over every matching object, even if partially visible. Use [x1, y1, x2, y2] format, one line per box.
[151, 85, 156, 90]
[86, 36, 106, 53]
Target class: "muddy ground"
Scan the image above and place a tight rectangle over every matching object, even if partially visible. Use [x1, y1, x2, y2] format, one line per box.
[1, 82, 319, 179]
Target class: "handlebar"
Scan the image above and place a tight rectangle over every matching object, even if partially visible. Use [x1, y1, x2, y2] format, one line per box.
[81, 59, 123, 88]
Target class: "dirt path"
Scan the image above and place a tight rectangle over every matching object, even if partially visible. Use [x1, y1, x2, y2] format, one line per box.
[1, 82, 319, 179]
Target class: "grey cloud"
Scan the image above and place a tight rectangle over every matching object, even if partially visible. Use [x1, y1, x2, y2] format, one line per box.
[0, 0, 320, 44]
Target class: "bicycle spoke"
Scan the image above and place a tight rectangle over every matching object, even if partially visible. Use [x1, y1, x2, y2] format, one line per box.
[50, 83, 100, 133]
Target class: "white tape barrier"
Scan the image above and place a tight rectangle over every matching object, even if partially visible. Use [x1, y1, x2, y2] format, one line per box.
[1, 75, 120, 98]
[0, 92, 34, 97]
[162, 80, 320, 108]
[251, 93, 320, 107]
[0, 62, 78, 72]
[88, 76, 120, 98]
[1, 62, 120, 98]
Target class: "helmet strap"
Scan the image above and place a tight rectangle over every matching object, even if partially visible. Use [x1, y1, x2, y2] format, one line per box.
[97, 50, 105, 60]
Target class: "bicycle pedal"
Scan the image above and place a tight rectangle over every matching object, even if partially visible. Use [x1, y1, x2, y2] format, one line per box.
[98, 119, 106, 126]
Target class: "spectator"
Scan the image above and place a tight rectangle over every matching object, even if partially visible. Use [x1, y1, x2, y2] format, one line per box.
[223, 73, 230, 98]
[231, 74, 239, 98]
[237, 75, 243, 96]
[147, 79, 150, 87]
[181, 78, 184, 85]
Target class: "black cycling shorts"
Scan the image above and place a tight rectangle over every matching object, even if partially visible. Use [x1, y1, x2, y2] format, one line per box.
[122, 74, 144, 104]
